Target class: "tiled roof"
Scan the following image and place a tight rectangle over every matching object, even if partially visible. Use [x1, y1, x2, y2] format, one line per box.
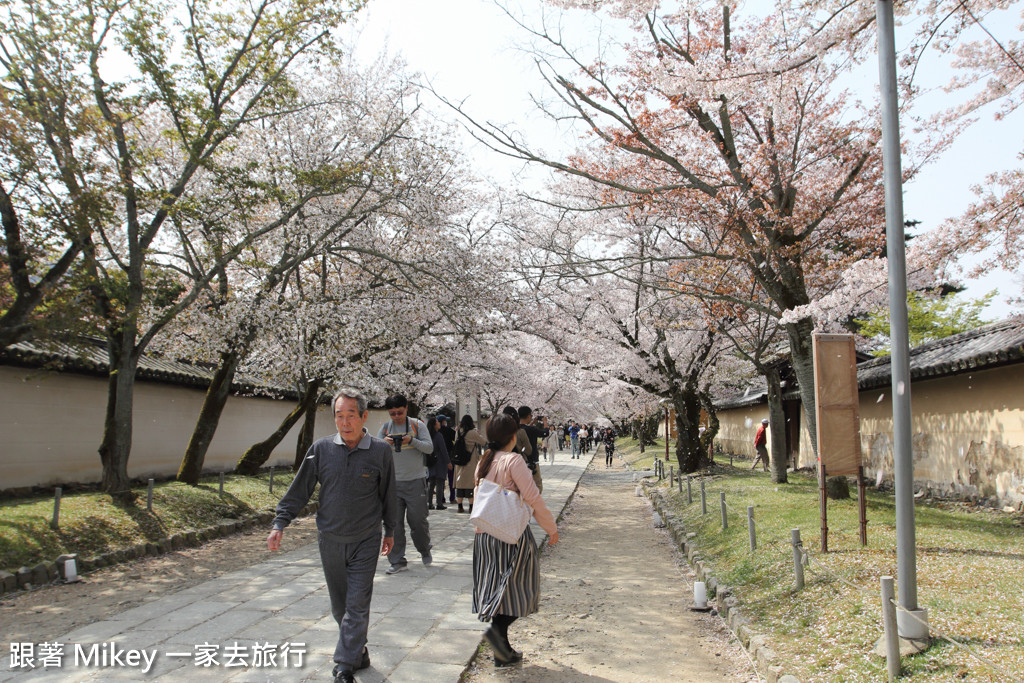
[0, 336, 301, 399]
[714, 318, 1024, 409]
[857, 317, 1024, 389]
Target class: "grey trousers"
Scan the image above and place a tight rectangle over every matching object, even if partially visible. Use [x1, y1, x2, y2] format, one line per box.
[318, 531, 381, 669]
[388, 477, 431, 566]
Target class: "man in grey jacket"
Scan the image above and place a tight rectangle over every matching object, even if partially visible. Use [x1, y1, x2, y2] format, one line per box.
[376, 393, 434, 574]
[267, 388, 396, 683]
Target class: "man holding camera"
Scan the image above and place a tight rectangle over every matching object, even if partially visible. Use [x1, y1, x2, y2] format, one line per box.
[376, 394, 434, 574]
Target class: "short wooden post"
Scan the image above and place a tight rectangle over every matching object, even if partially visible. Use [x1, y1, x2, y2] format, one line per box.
[881, 576, 900, 681]
[269, 467, 275, 493]
[700, 479, 707, 515]
[51, 487, 62, 529]
[669, 465, 674, 485]
[219, 472, 225, 497]
[147, 479, 154, 512]
[686, 476, 692, 504]
[730, 453, 733, 467]
[720, 492, 728, 530]
[791, 529, 805, 590]
[747, 505, 756, 551]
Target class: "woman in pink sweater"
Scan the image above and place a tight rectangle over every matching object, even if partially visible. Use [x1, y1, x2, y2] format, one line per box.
[472, 412, 559, 666]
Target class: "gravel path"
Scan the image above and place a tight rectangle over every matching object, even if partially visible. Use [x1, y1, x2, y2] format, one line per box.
[462, 458, 759, 682]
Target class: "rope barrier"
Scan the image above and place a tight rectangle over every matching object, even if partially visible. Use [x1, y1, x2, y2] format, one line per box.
[669, 477, 1024, 682]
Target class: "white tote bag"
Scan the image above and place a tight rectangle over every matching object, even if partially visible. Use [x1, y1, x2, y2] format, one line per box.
[470, 477, 533, 544]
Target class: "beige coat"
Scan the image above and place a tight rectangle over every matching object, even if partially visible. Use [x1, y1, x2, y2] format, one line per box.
[454, 428, 487, 491]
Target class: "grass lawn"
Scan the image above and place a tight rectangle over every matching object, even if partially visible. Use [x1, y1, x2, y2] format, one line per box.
[0, 470, 302, 572]
[617, 438, 1024, 683]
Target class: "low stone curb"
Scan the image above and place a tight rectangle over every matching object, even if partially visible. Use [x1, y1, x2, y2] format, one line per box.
[0, 502, 319, 598]
[643, 483, 801, 683]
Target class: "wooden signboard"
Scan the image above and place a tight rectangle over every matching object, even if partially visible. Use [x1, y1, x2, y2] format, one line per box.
[812, 333, 867, 550]
[812, 333, 862, 476]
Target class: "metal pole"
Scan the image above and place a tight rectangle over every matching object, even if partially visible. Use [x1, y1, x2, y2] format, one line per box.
[881, 576, 900, 680]
[747, 506, 756, 552]
[791, 529, 805, 591]
[700, 480, 707, 515]
[51, 487, 62, 529]
[876, 0, 925, 638]
[147, 478, 154, 512]
[720, 492, 727, 530]
[858, 466, 868, 546]
[686, 476, 693, 504]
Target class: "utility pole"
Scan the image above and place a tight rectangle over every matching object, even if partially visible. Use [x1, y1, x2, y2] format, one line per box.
[875, 0, 929, 641]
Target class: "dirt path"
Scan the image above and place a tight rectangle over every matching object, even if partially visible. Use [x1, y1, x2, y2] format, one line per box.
[463, 458, 758, 683]
[1, 517, 319, 644]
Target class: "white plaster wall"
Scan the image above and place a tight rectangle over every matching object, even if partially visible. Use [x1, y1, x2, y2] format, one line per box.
[0, 366, 388, 489]
[714, 364, 1024, 505]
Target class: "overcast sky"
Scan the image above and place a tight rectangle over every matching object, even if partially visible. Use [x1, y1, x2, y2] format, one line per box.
[352, 0, 1023, 318]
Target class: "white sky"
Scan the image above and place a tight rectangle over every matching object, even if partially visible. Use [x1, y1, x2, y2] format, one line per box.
[351, 0, 1023, 318]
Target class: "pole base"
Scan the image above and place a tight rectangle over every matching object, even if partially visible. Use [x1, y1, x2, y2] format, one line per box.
[897, 607, 930, 641]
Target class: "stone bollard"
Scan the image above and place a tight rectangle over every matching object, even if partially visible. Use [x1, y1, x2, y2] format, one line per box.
[51, 487, 62, 530]
[747, 506, 756, 551]
[881, 576, 900, 681]
[791, 529, 805, 590]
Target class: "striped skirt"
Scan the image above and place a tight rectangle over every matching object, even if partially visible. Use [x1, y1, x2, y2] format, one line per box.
[472, 526, 540, 621]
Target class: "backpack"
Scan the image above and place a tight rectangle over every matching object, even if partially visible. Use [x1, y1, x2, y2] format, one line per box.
[451, 433, 472, 466]
[424, 448, 438, 469]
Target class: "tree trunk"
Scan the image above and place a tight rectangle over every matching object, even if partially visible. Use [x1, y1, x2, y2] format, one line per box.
[177, 348, 244, 484]
[98, 330, 140, 498]
[294, 389, 320, 470]
[784, 316, 818, 457]
[765, 365, 789, 484]
[673, 390, 704, 473]
[235, 379, 321, 476]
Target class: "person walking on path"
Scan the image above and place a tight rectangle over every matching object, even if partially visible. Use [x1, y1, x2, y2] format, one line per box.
[267, 388, 396, 683]
[752, 418, 769, 471]
[603, 428, 616, 467]
[454, 414, 487, 513]
[438, 414, 458, 503]
[426, 414, 451, 510]
[569, 421, 581, 459]
[377, 394, 434, 574]
[472, 413, 559, 667]
[463, 458, 756, 683]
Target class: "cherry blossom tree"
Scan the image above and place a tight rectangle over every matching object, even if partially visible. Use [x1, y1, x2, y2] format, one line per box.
[446, 1, 911, 458]
[0, 0, 368, 495]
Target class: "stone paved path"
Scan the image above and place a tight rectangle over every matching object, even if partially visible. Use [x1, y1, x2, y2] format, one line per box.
[0, 453, 588, 682]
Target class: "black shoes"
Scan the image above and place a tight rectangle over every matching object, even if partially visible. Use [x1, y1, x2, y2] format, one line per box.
[332, 648, 369, 681]
[484, 627, 523, 666]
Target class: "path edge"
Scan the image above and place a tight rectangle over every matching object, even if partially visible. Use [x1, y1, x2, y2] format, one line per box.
[644, 483, 802, 683]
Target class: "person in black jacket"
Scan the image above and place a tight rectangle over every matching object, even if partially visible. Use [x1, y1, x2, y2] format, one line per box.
[426, 414, 451, 510]
[438, 415, 457, 503]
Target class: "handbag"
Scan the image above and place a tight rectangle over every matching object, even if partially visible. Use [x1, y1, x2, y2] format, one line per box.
[470, 476, 533, 544]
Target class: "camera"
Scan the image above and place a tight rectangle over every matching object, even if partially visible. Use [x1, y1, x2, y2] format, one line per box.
[390, 432, 407, 452]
